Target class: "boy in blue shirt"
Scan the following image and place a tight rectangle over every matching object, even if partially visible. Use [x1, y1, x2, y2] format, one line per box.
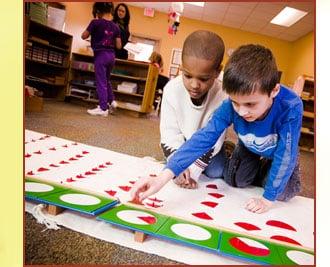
[131, 44, 303, 214]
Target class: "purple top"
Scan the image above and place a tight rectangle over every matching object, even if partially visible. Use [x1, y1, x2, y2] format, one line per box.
[86, 19, 120, 52]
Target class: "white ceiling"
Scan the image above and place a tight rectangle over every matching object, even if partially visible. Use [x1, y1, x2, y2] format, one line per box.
[128, 2, 314, 42]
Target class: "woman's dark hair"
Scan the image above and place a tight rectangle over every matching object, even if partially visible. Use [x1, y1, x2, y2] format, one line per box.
[92, 2, 114, 18]
[113, 3, 130, 26]
[223, 44, 279, 96]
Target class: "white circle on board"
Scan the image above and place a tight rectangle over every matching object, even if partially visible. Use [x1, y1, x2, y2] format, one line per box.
[59, 193, 101, 206]
[237, 237, 269, 250]
[25, 182, 54, 192]
[286, 250, 314, 265]
[117, 210, 156, 225]
[171, 223, 211, 241]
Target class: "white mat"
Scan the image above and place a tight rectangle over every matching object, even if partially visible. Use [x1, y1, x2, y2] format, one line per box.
[25, 129, 314, 264]
[25, 201, 244, 265]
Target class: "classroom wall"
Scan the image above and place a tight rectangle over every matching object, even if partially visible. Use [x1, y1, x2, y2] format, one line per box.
[286, 31, 314, 86]
[62, 2, 314, 86]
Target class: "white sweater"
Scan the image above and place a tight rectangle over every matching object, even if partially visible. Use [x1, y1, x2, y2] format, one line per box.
[160, 75, 227, 180]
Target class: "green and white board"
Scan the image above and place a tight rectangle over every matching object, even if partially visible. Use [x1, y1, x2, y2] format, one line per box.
[98, 204, 169, 234]
[218, 231, 283, 265]
[276, 244, 314, 265]
[156, 217, 221, 252]
[25, 177, 118, 215]
[25, 177, 68, 200]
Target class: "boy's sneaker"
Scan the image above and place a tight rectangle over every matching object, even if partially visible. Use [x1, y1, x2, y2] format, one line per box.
[87, 106, 109, 117]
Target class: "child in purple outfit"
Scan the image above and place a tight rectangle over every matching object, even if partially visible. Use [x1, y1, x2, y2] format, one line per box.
[82, 2, 122, 117]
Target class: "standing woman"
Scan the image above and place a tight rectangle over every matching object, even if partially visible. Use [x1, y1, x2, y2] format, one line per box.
[113, 3, 131, 59]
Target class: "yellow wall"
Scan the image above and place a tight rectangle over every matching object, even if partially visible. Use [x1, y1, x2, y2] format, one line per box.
[286, 32, 314, 86]
[62, 2, 314, 86]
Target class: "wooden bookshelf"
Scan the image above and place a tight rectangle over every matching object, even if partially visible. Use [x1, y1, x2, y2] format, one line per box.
[25, 17, 72, 100]
[294, 75, 315, 153]
[67, 53, 158, 114]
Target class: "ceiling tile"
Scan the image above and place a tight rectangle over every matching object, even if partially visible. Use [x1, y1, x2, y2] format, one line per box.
[222, 19, 243, 29]
[204, 2, 230, 11]
[202, 13, 225, 25]
[288, 2, 315, 13]
[126, 2, 314, 42]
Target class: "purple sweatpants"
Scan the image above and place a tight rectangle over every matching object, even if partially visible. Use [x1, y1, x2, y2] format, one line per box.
[94, 50, 115, 111]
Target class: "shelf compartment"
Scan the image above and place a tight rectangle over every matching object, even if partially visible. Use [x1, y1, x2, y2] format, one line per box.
[26, 58, 69, 69]
[303, 111, 314, 119]
[28, 37, 70, 53]
[301, 127, 314, 135]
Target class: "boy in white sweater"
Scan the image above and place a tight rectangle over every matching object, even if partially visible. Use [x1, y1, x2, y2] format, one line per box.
[160, 30, 228, 189]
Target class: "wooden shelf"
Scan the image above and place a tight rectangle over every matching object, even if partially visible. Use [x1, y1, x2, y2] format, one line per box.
[26, 77, 65, 87]
[303, 111, 314, 118]
[25, 18, 72, 100]
[28, 37, 70, 53]
[301, 95, 314, 101]
[111, 73, 147, 82]
[300, 146, 314, 153]
[70, 81, 96, 89]
[301, 127, 314, 135]
[113, 90, 143, 98]
[296, 74, 314, 153]
[71, 67, 94, 73]
[26, 58, 69, 69]
[68, 53, 158, 114]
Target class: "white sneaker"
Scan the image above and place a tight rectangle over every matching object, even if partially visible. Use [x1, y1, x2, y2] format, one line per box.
[110, 100, 118, 109]
[109, 101, 118, 114]
[87, 106, 109, 117]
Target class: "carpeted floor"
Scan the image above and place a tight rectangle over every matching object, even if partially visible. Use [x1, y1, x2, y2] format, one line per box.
[24, 99, 315, 265]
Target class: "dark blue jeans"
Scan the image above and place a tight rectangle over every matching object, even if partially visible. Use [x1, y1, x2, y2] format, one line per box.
[203, 145, 227, 178]
[223, 143, 301, 201]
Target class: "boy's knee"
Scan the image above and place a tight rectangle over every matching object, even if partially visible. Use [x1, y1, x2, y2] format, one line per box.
[204, 167, 221, 179]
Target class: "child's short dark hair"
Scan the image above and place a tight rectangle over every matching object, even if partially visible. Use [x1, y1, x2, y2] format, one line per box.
[182, 30, 224, 70]
[92, 2, 114, 18]
[223, 44, 279, 96]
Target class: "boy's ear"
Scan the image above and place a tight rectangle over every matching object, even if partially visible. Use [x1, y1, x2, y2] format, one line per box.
[270, 83, 280, 98]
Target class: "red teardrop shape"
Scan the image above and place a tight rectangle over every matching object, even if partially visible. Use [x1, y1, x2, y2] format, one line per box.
[270, 235, 301, 246]
[138, 216, 156, 224]
[192, 212, 213, 220]
[118, 186, 131, 192]
[206, 184, 218, 189]
[208, 192, 224, 199]
[234, 222, 261, 231]
[201, 201, 218, 208]
[266, 220, 296, 232]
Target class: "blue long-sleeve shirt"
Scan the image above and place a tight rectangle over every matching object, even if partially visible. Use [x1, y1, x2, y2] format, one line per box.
[166, 85, 303, 201]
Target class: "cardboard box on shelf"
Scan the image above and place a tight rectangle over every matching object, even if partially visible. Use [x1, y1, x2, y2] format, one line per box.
[25, 95, 43, 112]
[117, 82, 138, 94]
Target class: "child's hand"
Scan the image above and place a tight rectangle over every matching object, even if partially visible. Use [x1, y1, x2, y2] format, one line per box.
[173, 169, 197, 189]
[245, 197, 273, 213]
[130, 169, 174, 202]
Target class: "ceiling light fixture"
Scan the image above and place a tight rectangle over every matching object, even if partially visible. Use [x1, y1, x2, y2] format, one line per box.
[184, 2, 205, 7]
[271, 6, 308, 27]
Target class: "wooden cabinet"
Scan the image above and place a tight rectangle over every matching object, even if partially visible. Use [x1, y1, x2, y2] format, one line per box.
[25, 17, 72, 100]
[293, 75, 315, 152]
[67, 53, 159, 114]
